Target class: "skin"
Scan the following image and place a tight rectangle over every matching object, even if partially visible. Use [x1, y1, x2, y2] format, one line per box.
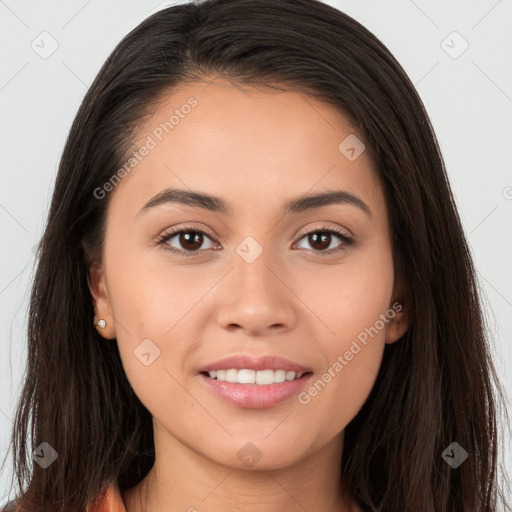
[89, 77, 409, 512]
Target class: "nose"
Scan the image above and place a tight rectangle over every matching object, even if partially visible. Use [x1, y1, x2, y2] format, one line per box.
[216, 245, 297, 336]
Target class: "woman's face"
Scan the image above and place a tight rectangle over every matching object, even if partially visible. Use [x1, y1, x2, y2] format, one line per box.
[90, 78, 407, 470]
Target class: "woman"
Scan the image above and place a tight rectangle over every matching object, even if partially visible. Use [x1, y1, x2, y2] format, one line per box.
[1, 0, 509, 510]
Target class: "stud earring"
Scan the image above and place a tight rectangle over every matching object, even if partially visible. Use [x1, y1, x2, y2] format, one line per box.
[95, 319, 107, 330]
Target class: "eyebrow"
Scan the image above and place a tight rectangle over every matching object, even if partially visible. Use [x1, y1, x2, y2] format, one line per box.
[139, 187, 372, 217]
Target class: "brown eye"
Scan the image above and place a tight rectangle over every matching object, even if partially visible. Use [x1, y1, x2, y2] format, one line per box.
[295, 228, 353, 255]
[307, 232, 332, 251]
[178, 231, 204, 251]
[158, 228, 218, 256]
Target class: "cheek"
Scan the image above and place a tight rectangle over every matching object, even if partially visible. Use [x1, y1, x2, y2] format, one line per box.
[105, 239, 217, 335]
[306, 337, 385, 418]
[296, 294, 390, 444]
[103, 244, 204, 384]
[295, 244, 394, 343]
[293, 248, 393, 429]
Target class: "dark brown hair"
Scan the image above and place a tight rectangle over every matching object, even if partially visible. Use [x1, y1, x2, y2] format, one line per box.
[2, 0, 509, 510]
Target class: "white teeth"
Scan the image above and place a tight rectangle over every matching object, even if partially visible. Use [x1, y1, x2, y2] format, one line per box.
[256, 369, 274, 385]
[206, 369, 305, 384]
[226, 369, 238, 383]
[274, 369, 286, 383]
[238, 369, 256, 384]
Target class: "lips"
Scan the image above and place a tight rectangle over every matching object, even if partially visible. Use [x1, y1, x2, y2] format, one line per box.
[197, 355, 313, 409]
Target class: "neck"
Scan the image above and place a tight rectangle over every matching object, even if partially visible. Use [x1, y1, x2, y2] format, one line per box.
[123, 429, 358, 512]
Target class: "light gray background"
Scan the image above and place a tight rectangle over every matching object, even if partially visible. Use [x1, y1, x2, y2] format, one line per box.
[1, 0, 511, 504]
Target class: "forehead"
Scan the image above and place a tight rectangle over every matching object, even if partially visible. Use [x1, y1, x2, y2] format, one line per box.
[108, 78, 384, 220]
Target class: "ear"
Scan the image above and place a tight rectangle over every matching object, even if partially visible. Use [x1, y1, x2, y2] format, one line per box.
[385, 278, 410, 344]
[87, 263, 117, 340]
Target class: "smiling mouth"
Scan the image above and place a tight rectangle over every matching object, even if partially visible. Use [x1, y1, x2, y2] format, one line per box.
[201, 369, 313, 385]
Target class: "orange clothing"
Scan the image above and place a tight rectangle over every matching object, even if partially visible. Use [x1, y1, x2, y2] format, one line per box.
[87, 483, 127, 512]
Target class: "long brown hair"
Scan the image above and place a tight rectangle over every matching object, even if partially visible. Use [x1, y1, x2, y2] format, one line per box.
[2, 1, 509, 510]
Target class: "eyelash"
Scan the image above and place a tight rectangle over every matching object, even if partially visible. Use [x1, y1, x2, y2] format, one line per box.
[155, 225, 355, 258]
